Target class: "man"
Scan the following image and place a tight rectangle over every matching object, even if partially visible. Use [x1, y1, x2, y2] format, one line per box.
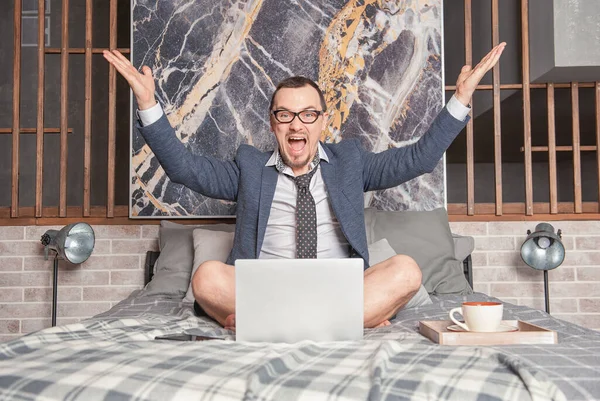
[104, 42, 505, 330]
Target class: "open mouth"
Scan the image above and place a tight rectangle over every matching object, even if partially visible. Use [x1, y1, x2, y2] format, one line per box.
[288, 137, 307, 154]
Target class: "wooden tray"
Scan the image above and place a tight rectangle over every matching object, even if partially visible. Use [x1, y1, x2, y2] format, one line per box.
[419, 320, 557, 345]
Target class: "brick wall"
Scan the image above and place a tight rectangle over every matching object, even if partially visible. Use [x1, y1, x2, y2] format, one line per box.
[0, 225, 159, 342]
[450, 220, 600, 330]
[1, 221, 599, 341]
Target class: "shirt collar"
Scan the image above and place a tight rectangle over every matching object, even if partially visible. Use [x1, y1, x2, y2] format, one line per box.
[266, 142, 329, 175]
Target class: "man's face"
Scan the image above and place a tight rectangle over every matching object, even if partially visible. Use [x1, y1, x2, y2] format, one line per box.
[270, 85, 327, 175]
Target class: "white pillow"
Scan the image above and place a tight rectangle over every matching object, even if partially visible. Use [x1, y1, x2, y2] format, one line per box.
[183, 228, 235, 303]
[368, 238, 398, 265]
[367, 238, 432, 309]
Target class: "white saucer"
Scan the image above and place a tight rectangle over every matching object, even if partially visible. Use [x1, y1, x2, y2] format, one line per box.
[447, 324, 519, 333]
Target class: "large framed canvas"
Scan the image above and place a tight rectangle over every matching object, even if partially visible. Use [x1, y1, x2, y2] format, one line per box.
[130, 0, 445, 218]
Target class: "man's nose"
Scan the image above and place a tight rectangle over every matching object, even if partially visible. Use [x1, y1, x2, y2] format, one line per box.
[289, 115, 303, 130]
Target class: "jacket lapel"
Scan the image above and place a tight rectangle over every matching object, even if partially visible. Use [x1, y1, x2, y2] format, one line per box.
[319, 145, 341, 224]
[256, 165, 278, 257]
[320, 146, 360, 257]
[319, 159, 338, 210]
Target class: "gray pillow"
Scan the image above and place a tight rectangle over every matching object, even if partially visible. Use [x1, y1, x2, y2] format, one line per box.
[183, 228, 235, 303]
[365, 207, 472, 296]
[367, 238, 399, 265]
[452, 233, 475, 262]
[368, 238, 432, 308]
[141, 221, 235, 298]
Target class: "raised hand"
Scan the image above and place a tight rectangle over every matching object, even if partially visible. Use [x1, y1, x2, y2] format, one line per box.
[454, 42, 506, 106]
[102, 50, 157, 110]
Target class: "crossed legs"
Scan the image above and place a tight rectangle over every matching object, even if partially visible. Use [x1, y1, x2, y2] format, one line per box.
[191, 261, 235, 328]
[191, 255, 422, 329]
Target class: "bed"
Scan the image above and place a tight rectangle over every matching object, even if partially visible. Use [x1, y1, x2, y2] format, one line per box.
[1, 208, 599, 401]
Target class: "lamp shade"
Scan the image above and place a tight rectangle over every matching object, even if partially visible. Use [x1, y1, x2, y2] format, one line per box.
[520, 223, 565, 271]
[41, 223, 95, 264]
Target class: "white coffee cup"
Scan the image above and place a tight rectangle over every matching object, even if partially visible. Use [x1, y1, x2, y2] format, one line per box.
[449, 301, 503, 332]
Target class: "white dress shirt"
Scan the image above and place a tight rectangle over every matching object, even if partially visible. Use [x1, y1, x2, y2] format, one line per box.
[259, 144, 350, 259]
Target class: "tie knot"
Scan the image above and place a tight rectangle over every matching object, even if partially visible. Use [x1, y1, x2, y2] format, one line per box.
[294, 168, 316, 190]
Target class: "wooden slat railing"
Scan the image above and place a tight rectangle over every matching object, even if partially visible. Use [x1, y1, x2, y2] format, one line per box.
[59, 0, 69, 217]
[446, 82, 599, 90]
[547, 83, 558, 214]
[107, 0, 118, 218]
[45, 48, 130, 54]
[597, 82, 600, 212]
[491, 0, 502, 216]
[524, 146, 596, 152]
[12, 0, 22, 218]
[571, 82, 582, 213]
[1, 0, 126, 225]
[83, 0, 93, 217]
[35, 0, 45, 218]
[521, 0, 533, 216]
[444, 0, 598, 220]
[0, 128, 73, 134]
[464, 0, 475, 216]
[1, 0, 600, 225]
[447, 202, 600, 219]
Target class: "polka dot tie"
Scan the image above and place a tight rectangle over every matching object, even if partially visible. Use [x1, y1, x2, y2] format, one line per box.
[294, 168, 318, 259]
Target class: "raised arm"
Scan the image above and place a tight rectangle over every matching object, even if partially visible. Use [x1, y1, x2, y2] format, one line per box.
[362, 43, 506, 191]
[454, 42, 506, 107]
[102, 50, 157, 111]
[103, 50, 239, 200]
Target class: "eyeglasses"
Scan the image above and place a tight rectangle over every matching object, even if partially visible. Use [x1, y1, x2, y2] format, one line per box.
[271, 109, 323, 124]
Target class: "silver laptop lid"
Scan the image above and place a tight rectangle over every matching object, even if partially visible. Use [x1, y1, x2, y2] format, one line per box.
[235, 258, 363, 343]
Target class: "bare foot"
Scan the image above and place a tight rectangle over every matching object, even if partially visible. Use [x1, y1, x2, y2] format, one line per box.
[373, 320, 391, 328]
[224, 314, 236, 331]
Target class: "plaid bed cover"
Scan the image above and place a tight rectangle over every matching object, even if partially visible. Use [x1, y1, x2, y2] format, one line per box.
[0, 292, 597, 401]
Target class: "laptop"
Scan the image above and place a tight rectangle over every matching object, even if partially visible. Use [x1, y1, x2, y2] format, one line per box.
[235, 258, 364, 343]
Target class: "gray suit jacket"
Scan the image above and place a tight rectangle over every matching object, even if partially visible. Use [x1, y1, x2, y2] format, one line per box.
[137, 107, 468, 267]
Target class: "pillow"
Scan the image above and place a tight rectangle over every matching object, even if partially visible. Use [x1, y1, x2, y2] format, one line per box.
[183, 228, 235, 303]
[141, 221, 235, 298]
[368, 238, 432, 308]
[367, 238, 398, 266]
[365, 207, 473, 296]
[452, 233, 475, 262]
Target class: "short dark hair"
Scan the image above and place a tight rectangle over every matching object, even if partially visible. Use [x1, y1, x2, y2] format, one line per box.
[269, 76, 327, 112]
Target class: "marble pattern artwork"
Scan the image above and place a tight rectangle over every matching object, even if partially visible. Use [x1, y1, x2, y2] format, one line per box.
[131, 0, 445, 217]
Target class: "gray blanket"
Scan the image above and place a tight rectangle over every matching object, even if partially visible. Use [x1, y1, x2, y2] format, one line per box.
[0, 292, 598, 401]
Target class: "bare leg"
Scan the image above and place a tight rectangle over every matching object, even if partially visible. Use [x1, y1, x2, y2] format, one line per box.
[191, 260, 235, 327]
[192, 255, 421, 330]
[363, 254, 422, 328]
